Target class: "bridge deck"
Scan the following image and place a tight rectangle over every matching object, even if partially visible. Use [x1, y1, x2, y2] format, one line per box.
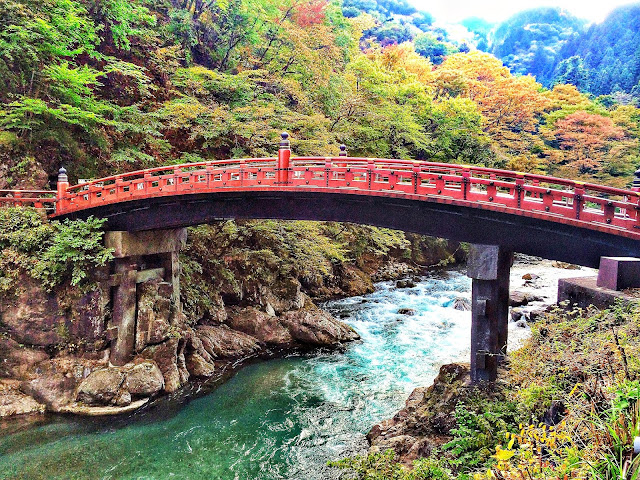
[2, 156, 640, 266]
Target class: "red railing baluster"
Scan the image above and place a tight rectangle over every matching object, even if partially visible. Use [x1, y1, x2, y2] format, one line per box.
[325, 158, 332, 188]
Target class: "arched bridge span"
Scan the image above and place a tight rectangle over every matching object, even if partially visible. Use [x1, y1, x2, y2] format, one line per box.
[4, 144, 639, 268]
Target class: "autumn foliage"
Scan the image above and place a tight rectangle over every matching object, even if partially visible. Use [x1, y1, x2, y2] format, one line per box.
[0, 0, 638, 191]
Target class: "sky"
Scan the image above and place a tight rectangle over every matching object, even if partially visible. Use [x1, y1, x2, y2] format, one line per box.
[409, 0, 639, 24]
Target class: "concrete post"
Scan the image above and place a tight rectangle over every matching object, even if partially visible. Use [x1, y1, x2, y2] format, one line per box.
[110, 259, 138, 366]
[467, 244, 513, 383]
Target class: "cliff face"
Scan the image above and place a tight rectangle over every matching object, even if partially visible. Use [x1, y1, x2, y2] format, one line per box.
[0, 223, 463, 418]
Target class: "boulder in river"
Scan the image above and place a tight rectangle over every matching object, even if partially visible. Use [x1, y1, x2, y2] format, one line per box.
[510, 290, 544, 307]
[280, 307, 360, 346]
[123, 362, 164, 396]
[396, 279, 416, 289]
[196, 325, 262, 359]
[76, 368, 125, 406]
[226, 307, 293, 345]
[452, 297, 471, 311]
[226, 301, 359, 348]
[397, 308, 416, 316]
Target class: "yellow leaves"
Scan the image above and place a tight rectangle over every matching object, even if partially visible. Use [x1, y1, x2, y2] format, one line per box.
[484, 422, 577, 479]
[347, 12, 376, 37]
[430, 50, 551, 160]
[494, 445, 516, 461]
[161, 98, 210, 128]
[568, 382, 582, 398]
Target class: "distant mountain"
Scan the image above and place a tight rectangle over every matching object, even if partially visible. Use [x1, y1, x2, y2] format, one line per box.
[346, 1, 640, 97]
[460, 17, 495, 51]
[557, 3, 640, 95]
[488, 7, 587, 87]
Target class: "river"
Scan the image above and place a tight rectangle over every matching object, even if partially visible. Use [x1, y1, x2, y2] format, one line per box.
[0, 260, 593, 479]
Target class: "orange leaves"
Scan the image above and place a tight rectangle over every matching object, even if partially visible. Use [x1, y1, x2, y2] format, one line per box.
[431, 52, 550, 166]
[555, 111, 624, 152]
[552, 111, 626, 175]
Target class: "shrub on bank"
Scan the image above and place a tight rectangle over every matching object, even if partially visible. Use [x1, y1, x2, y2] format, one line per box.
[0, 207, 113, 292]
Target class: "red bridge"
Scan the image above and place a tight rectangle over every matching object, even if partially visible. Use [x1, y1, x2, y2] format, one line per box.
[3, 134, 640, 382]
[2, 134, 639, 268]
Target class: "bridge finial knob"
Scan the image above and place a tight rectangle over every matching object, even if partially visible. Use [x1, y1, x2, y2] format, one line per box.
[279, 132, 290, 150]
[339, 144, 347, 157]
[58, 166, 68, 183]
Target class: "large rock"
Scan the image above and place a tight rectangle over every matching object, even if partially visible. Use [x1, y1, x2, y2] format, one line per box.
[185, 352, 216, 377]
[136, 280, 172, 351]
[452, 297, 471, 311]
[21, 374, 78, 411]
[260, 278, 306, 314]
[196, 325, 263, 359]
[17, 354, 108, 411]
[226, 307, 293, 345]
[68, 286, 109, 349]
[367, 363, 471, 464]
[0, 277, 68, 346]
[0, 380, 45, 417]
[76, 368, 125, 406]
[123, 362, 164, 396]
[280, 306, 360, 346]
[0, 276, 107, 347]
[509, 291, 543, 307]
[372, 261, 417, 282]
[141, 338, 189, 393]
[0, 337, 49, 379]
[336, 264, 375, 297]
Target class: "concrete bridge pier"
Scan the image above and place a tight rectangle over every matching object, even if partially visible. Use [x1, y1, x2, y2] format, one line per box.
[467, 244, 513, 383]
[105, 228, 187, 366]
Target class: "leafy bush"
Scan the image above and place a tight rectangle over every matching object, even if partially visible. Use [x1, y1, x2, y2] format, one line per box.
[442, 398, 524, 474]
[328, 449, 453, 479]
[0, 207, 113, 292]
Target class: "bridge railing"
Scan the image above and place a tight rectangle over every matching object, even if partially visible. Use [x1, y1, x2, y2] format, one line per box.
[0, 190, 57, 211]
[4, 143, 640, 238]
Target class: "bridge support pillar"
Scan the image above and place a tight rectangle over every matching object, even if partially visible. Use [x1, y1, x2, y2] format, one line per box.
[105, 228, 187, 366]
[467, 244, 513, 383]
[111, 259, 138, 366]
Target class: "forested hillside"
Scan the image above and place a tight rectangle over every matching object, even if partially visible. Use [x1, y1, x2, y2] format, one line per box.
[1, 0, 639, 191]
[557, 4, 640, 96]
[488, 7, 586, 87]
[480, 4, 640, 98]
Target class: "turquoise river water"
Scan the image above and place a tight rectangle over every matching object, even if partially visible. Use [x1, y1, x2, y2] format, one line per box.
[0, 270, 473, 480]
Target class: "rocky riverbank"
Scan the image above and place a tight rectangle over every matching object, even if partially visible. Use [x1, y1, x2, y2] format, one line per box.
[364, 256, 597, 465]
[0, 283, 360, 417]
[0, 221, 463, 419]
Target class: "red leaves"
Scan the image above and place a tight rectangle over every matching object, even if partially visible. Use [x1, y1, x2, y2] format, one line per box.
[291, 0, 327, 27]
